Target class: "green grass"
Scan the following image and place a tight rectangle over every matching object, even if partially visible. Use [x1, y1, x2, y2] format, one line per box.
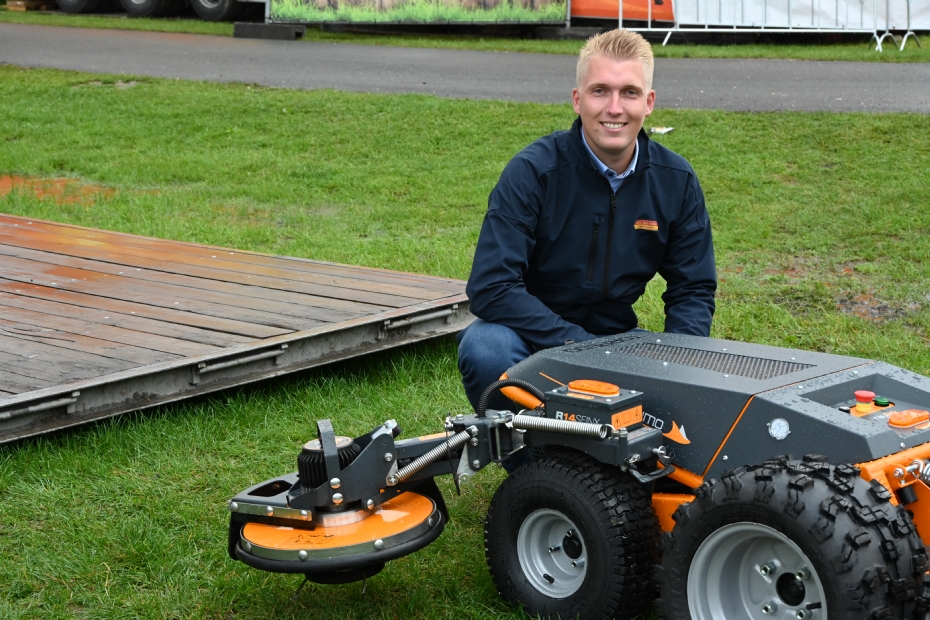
[270, 0, 567, 24]
[1, 64, 930, 619]
[1, 9, 929, 60]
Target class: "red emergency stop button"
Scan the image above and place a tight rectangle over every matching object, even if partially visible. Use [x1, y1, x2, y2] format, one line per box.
[854, 390, 876, 414]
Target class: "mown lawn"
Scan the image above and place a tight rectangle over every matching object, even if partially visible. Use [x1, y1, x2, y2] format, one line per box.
[0, 65, 929, 619]
[2, 9, 929, 61]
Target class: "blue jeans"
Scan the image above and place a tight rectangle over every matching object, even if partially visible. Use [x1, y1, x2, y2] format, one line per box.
[456, 319, 537, 413]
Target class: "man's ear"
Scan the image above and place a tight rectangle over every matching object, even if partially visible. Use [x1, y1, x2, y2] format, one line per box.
[645, 90, 656, 116]
[572, 88, 581, 115]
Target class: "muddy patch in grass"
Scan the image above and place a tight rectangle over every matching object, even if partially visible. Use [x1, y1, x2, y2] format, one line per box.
[835, 293, 921, 323]
[0, 175, 115, 205]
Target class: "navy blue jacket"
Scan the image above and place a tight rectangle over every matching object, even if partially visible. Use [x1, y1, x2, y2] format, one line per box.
[466, 118, 716, 350]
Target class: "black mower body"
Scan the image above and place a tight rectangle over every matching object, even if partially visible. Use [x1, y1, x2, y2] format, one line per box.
[505, 332, 930, 479]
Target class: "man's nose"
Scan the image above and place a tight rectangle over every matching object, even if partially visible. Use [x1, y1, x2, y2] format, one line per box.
[606, 92, 623, 114]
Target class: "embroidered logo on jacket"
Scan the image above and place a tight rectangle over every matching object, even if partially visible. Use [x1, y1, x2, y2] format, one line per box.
[634, 219, 659, 231]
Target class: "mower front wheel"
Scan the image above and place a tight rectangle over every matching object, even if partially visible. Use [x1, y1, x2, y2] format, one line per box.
[484, 452, 658, 620]
[656, 456, 929, 620]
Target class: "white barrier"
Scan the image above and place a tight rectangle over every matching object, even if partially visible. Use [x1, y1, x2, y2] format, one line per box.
[620, 0, 925, 50]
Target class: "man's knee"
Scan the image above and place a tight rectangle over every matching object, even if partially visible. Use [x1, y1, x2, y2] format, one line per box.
[457, 320, 530, 370]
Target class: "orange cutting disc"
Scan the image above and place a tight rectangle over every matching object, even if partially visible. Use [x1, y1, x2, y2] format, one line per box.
[241, 491, 436, 560]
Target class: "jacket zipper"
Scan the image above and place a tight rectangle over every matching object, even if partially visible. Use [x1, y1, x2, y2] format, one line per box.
[586, 222, 600, 282]
[601, 192, 618, 299]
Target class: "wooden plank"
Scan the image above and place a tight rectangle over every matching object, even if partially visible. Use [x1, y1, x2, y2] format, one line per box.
[0, 370, 48, 394]
[0, 280, 289, 341]
[0, 215, 465, 294]
[0, 341, 135, 385]
[0, 224, 454, 302]
[0, 319, 182, 366]
[0, 303, 216, 358]
[0, 289, 252, 347]
[0, 259, 330, 331]
[0, 241, 388, 318]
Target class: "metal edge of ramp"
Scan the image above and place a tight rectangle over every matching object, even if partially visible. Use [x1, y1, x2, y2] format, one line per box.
[0, 297, 472, 443]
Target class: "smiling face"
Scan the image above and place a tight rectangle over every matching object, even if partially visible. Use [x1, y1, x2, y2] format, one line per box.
[572, 55, 655, 173]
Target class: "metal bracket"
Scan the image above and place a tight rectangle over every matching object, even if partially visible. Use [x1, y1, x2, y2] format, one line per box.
[0, 391, 80, 421]
[190, 344, 287, 384]
[378, 305, 457, 340]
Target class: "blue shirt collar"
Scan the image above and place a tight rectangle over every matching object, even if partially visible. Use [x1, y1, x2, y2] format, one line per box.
[580, 128, 638, 193]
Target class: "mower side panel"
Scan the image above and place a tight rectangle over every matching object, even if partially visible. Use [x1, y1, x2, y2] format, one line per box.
[711, 362, 930, 479]
[505, 333, 869, 477]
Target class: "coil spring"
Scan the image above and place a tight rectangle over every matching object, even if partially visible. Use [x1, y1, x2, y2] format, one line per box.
[392, 426, 477, 484]
[511, 414, 612, 439]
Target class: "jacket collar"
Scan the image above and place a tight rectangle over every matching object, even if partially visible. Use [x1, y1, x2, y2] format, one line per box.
[570, 117, 652, 176]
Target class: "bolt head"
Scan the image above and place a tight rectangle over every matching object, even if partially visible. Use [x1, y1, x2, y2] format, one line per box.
[796, 610, 808, 619]
[384, 453, 394, 462]
[762, 602, 777, 614]
[471, 459, 481, 470]
[265, 506, 274, 516]
[228, 501, 239, 512]
[299, 510, 310, 520]
[427, 517, 434, 528]
[470, 437, 479, 446]
[242, 541, 252, 553]
[297, 550, 308, 561]
[722, 455, 729, 461]
[374, 539, 384, 551]
[330, 477, 341, 489]
[332, 493, 344, 505]
[367, 499, 375, 510]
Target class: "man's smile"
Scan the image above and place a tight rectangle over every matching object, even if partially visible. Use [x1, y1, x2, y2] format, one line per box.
[602, 122, 627, 129]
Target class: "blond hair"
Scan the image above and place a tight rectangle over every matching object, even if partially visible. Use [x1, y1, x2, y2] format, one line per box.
[576, 29, 654, 92]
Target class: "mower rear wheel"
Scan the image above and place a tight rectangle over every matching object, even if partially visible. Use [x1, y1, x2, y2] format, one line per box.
[485, 452, 658, 620]
[656, 456, 929, 620]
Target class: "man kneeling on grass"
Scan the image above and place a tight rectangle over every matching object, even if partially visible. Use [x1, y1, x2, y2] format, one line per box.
[458, 28, 717, 413]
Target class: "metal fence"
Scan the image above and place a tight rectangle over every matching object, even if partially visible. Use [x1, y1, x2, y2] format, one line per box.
[618, 0, 924, 50]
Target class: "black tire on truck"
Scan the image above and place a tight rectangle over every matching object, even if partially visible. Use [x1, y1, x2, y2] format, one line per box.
[118, 0, 183, 18]
[656, 455, 930, 620]
[189, 0, 243, 21]
[484, 452, 658, 620]
[55, 0, 104, 13]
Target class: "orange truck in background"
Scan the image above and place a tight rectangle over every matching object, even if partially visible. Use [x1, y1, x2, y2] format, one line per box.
[572, 0, 674, 22]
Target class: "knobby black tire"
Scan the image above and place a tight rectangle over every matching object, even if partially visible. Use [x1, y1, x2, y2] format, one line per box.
[656, 455, 930, 620]
[485, 452, 658, 620]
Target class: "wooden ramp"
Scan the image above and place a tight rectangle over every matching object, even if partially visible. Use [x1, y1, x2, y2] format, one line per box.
[0, 214, 472, 443]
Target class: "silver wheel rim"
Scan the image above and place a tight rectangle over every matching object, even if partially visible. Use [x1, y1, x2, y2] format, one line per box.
[516, 509, 587, 598]
[688, 522, 827, 620]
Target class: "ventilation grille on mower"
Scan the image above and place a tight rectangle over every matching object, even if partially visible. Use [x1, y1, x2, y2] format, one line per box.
[564, 332, 645, 352]
[615, 343, 813, 380]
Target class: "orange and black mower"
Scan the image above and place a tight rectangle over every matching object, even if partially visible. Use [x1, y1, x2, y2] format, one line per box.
[229, 332, 930, 620]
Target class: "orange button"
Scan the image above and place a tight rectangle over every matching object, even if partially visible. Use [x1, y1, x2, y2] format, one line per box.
[889, 409, 930, 429]
[568, 379, 620, 397]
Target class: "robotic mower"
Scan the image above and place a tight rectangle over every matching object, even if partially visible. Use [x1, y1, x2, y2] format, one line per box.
[228, 332, 930, 619]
